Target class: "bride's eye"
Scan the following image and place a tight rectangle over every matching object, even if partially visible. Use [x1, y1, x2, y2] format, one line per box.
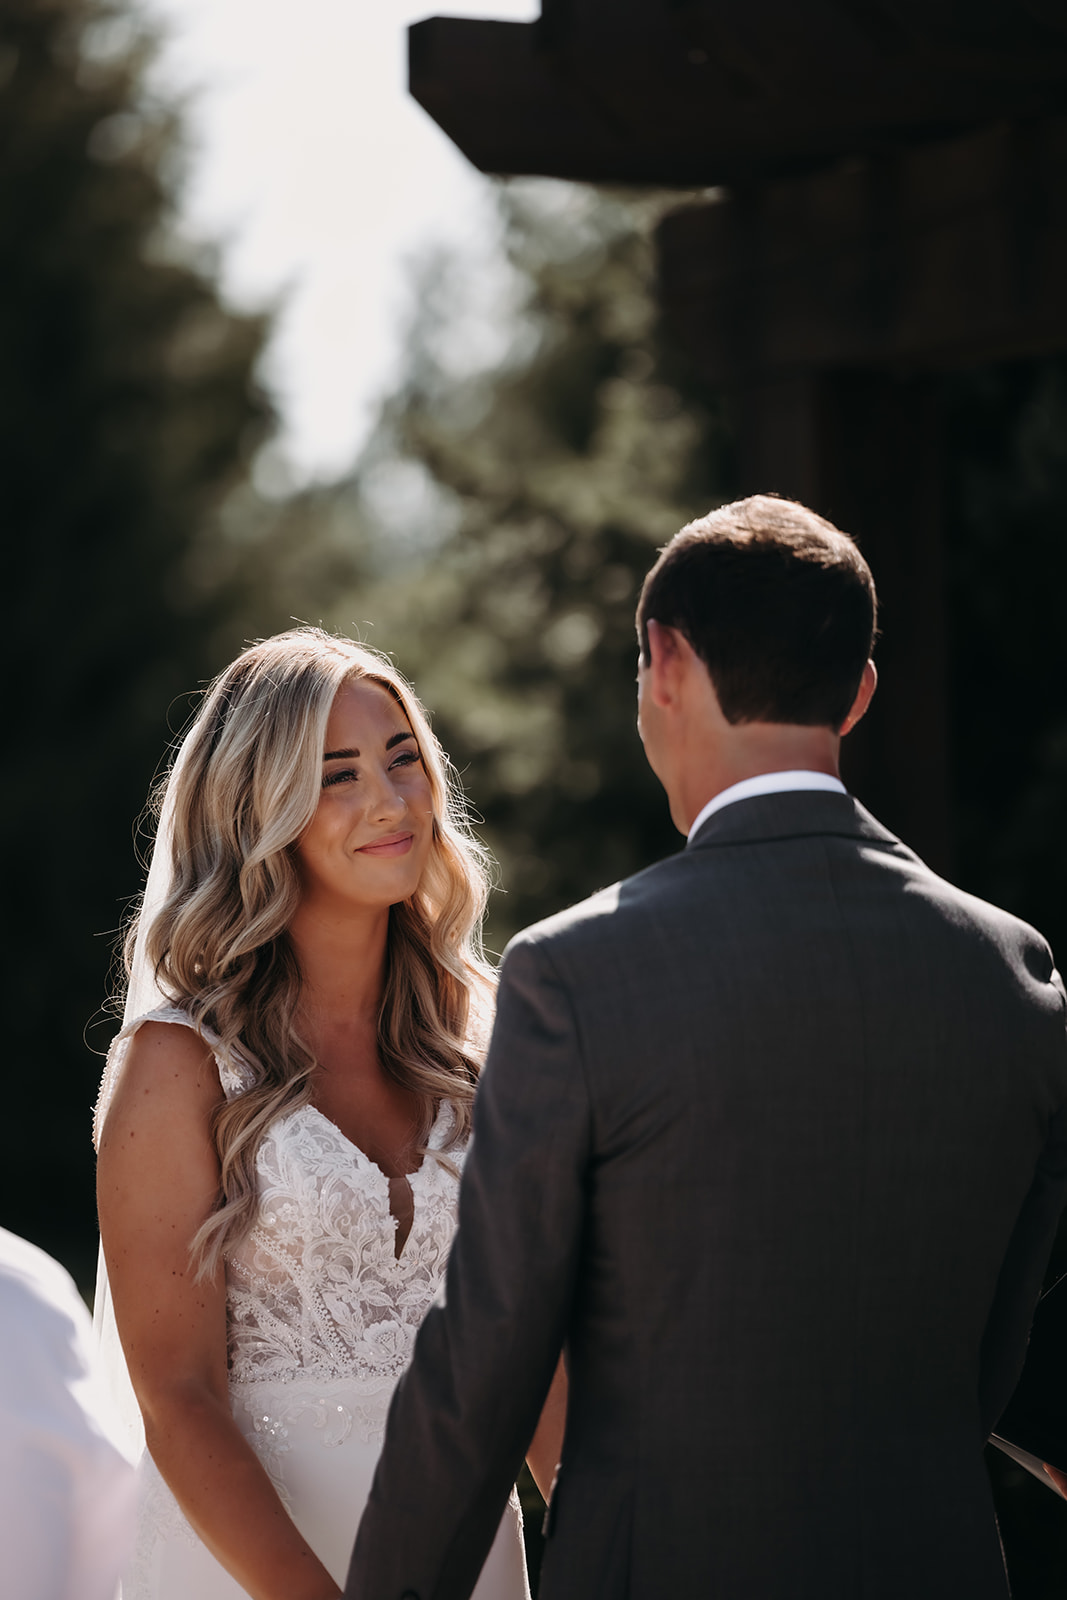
[322, 768, 356, 788]
[390, 748, 420, 769]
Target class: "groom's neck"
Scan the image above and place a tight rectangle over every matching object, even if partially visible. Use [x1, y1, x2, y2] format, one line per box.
[670, 720, 842, 835]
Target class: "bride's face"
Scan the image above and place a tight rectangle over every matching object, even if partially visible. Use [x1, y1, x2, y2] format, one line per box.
[293, 678, 434, 914]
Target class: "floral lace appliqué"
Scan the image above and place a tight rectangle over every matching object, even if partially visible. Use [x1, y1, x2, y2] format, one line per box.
[225, 1102, 463, 1389]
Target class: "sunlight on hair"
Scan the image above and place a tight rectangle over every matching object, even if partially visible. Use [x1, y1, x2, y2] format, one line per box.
[125, 627, 494, 1275]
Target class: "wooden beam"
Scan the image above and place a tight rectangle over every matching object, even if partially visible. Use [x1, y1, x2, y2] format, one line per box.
[659, 119, 1067, 378]
[409, 3, 1067, 187]
[408, 19, 628, 182]
[734, 369, 953, 873]
[821, 374, 952, 875]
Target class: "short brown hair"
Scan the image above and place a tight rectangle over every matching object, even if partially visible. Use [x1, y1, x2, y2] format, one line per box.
[637, 495, 877, 729]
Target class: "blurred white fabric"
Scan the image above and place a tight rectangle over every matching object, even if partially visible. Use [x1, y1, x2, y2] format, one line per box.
[0, 1227, 137, 1600]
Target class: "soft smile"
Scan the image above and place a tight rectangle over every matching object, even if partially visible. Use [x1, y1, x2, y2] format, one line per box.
[356, 831, 415, 857]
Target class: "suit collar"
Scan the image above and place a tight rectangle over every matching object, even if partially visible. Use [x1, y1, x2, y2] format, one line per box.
[685, 789, 904, 852]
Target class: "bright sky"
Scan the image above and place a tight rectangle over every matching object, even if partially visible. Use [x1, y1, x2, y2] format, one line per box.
[142, 0, 540, 485]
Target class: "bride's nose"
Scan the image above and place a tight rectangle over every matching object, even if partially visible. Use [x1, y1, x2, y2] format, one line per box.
[365, 768, 406, 825]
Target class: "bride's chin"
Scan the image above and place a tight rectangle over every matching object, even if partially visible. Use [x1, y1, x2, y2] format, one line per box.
[335, 870, 425, 911]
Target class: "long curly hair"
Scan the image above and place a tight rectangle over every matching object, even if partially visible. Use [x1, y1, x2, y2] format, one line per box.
[126, 628, 494, 1276]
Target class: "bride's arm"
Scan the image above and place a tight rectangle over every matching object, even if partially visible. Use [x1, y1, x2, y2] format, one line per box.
[97, 1021, 341, 1600]
[525, 1353, 568, 1501]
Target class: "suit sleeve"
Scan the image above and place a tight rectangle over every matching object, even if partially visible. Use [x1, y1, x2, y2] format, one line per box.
[345, 934, 592, 1600]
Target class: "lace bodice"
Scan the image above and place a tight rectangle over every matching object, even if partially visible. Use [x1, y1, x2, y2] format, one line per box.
[226, 1101, 463, 1386]
[142, 1007, 465, 1390]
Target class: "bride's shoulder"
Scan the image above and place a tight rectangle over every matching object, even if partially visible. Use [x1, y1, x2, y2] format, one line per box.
[116, 1007, 254, 1099]
[97, 1014, 225, 1157]
[117, 1012, 221, 1090]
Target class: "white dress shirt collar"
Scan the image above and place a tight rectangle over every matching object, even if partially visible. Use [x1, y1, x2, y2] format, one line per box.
[687, 770, 847, 842]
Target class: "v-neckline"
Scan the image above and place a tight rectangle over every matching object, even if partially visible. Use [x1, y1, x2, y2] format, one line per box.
[300, 1102, 447, 1259]
[186, 1009, 451, 1261]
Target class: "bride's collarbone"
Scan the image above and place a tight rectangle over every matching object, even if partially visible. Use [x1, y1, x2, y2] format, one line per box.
[304, 1063, 422, 1257]
[309, 1058, 423, 1180]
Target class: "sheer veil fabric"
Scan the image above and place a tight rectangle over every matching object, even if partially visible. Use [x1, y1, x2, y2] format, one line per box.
[92, 739, 190, 1459]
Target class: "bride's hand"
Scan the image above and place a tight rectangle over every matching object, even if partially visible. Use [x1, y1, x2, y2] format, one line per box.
[525, 1353, 568, 1501]
[1043, 1463, 1067, 1498]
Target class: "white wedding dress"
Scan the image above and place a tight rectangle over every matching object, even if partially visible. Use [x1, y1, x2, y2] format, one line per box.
[116, 1006, 529, 1600]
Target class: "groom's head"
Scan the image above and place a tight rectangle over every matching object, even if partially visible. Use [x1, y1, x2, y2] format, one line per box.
[636, 495, 878, 829]
[638, 494, 876, 728]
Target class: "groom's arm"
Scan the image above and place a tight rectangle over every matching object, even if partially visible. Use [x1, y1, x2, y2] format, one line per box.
[345, 931, 592, 1600]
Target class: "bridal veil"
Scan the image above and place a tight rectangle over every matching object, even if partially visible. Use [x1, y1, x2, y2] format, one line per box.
[92, 735, 193, 1458]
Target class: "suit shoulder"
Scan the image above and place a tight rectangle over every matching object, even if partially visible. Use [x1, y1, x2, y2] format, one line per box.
[923, 873, 1060, 981]
[501, 851, 686, 963]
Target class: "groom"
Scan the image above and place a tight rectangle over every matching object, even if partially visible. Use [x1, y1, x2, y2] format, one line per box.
[346, 495, 1067, 1600]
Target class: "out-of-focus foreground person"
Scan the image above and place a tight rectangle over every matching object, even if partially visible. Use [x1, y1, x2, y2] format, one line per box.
[347, 495, 1067, 1600]
[94, 629, 552, 1600]
[0, 1227, 136, 1600]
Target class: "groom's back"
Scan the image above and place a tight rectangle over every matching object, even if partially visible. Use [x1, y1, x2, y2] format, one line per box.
[344, 498, 1067, 1600]
[535, 788, 1067, 1600]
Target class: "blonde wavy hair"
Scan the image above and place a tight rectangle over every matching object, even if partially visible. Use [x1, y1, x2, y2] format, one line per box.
[127, 627, 494, 1276]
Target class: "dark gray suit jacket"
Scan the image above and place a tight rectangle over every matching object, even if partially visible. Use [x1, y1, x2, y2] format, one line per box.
[346, 792, 1067, 1600]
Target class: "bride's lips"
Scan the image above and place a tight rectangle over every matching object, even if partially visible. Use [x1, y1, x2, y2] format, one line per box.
[356, 831, 415, 857]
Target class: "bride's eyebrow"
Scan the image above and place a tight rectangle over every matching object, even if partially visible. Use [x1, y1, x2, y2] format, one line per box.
[322, 732, 415, 761]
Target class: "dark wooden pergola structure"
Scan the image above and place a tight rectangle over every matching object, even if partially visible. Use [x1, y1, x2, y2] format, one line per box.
[408, 1, 1067, 871]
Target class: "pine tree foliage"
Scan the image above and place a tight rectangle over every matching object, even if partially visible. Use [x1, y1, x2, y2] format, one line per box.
[327, 184, 735, 944]
[0, 0, 272, 1273]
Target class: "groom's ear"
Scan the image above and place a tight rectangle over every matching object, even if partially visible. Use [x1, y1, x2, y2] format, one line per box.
[643, 620, 692, 708]
[839, 659, 878, 736]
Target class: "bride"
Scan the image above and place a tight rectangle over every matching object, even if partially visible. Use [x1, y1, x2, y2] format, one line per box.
[94, 628, 564, 1599]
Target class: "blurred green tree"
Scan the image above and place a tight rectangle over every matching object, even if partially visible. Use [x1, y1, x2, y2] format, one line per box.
[0, 0, 272, 1279]
[324, 183, 736, 949]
